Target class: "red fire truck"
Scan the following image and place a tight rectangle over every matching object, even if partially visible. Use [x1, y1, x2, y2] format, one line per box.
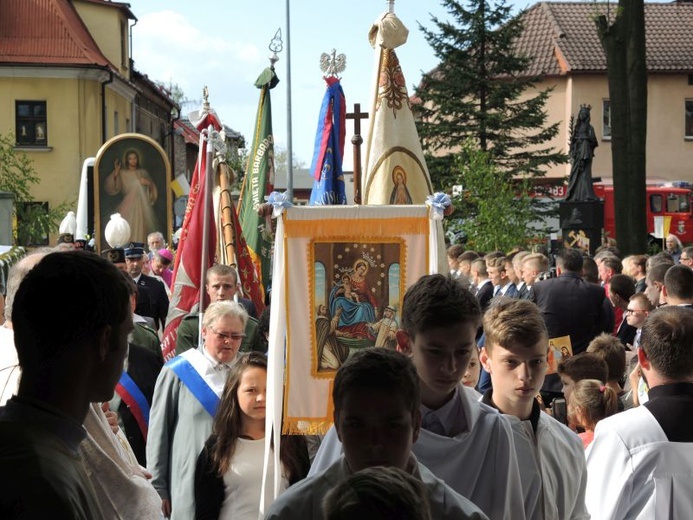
[532, 181, 693, 244]
[594, 182, 693, 244]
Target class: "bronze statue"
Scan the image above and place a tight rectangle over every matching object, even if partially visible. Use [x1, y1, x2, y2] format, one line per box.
[566, 105, 599, 202]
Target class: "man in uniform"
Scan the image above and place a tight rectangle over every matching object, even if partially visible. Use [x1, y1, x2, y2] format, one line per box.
[125, 242, 169, 330]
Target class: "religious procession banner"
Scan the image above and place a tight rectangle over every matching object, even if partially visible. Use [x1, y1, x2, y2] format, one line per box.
[309, 76, 347, 206]
[238, 67, 278, 295]
[266, 205, 440, 436]
[362, 10, 433, 205]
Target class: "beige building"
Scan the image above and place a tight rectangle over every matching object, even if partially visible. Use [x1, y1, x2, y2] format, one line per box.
[0, 0, 175, 244]
[514, 1, 693, 183]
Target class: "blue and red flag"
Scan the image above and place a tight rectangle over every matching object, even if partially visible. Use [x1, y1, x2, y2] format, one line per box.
[309, 77, 347, 206]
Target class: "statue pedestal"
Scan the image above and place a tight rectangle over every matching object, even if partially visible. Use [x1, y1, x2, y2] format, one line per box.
[559, 200, 604, 255]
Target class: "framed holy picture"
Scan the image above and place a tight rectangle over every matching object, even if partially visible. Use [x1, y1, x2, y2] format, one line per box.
[93, 133, 172, 252]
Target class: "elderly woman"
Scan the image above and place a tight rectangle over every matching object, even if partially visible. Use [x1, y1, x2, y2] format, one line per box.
[147, 301, 248, 520]
[665, 234, 683, 264]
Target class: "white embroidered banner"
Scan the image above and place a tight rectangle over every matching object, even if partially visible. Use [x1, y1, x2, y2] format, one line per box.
[266, 205, 436, 436]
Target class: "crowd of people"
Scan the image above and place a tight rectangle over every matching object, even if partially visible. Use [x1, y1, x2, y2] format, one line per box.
[0, 231, 692, 519]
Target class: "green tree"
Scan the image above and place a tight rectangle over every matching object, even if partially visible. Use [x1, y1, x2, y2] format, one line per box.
[0, 133, 71, 245]
[455, 140, 537, 252]
[415, 0, 566, 192]
[596, 1, 647, 255]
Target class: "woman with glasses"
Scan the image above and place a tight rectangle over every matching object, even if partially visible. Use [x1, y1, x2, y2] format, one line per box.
[147, 301, 249, 520]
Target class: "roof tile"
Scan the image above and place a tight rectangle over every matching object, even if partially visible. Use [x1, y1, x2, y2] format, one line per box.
[517, 2, 693, 76]
[0, 0, 112, 67]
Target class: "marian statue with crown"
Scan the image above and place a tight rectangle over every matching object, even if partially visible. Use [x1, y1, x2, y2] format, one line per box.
[566, 104, 600, 202]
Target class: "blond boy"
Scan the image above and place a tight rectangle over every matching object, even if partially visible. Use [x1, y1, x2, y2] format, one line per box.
[480, 298, 589, 520]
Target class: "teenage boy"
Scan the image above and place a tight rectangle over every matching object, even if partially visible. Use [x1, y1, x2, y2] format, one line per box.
[310, 275, 525, 520]
[266, 348, 487, 519]
[480, 298, 589, 520]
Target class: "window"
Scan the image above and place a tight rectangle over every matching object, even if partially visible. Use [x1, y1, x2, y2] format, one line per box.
[686, 100, 693, 139]
[602, 99, 611, 140]
[650, 194, 663, 214]
[15, 101, 47, 146]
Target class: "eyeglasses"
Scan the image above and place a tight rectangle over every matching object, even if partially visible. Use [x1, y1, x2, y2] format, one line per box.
[625, 309, 646, 315]
[210, 327, 246, 342]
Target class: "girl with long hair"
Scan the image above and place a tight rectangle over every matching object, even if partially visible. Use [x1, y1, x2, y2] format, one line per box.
[194, 353, 309, 519]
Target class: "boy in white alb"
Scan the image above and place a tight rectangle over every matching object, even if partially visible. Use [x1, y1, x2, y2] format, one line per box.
[310, 275, 526, 520]
[267, 348, 487, 519]
[479, 298, 589, 520]
[586, 306, 693, 519]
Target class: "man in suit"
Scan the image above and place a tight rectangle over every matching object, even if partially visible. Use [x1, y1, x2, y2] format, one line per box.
[175, 264, 262, 355]
[125, 242, 169, 330]
[530, 247, 612, 401]
[471, 258, 493, 312]
[519, 253, 549, 300]
[487, 256, 518, 299]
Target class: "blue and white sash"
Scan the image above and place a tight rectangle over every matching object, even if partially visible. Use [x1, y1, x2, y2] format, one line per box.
[166, 351, 222, 417]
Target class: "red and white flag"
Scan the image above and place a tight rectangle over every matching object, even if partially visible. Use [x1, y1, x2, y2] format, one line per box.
[161, 112, 220, 360]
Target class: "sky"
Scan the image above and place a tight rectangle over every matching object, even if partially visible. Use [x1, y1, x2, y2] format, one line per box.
[125, 0, 663, 175]
[125, 0, 528, 173]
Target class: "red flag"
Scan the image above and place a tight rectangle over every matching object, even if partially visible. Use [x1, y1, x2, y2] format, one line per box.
[228, 203, 265, 316]
[161, 112, 220, 360]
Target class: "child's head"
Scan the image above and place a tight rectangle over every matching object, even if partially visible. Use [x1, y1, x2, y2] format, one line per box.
[210, 352, 268, 475]
[397, 274, 480, 407]
[461, 347, 481, 389]
[480, 298, 549, 415]
[626, 293, 653, 330]
[586, 333, 626, 384]
[567, 379, 619, 432]
[557, 353, 608, 403]
[322, 466, 432, 520]
[333, 348, 421, 472]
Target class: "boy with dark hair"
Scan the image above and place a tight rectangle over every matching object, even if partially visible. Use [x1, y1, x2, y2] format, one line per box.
[662, 264, 693, 305]
[608, 274, 637, 346]
[310, 275, 525, 520]
[266, 348, 486, 519]
[0, 251, 133, 518]
[557, 353, 609, 404]
[480, 298, 589, 520]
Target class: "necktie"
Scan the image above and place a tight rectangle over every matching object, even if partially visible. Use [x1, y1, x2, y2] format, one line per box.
[493, 285, 501, 297]
[422, 411, 446, 436]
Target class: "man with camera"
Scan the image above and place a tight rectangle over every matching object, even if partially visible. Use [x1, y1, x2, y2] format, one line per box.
[530, 248, 613, 404]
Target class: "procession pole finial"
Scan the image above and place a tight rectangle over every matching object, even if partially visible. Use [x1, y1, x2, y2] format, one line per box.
[269, 28, 283, 68]
[319, 49, 347, 79]
[202, 86, 210, 111]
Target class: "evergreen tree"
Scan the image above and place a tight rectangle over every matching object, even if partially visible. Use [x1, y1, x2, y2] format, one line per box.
[415, 0, 566, 192]
[456, 140, 538, 252]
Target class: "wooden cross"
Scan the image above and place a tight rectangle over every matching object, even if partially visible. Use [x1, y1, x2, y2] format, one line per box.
[346, 103, 369, 204]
